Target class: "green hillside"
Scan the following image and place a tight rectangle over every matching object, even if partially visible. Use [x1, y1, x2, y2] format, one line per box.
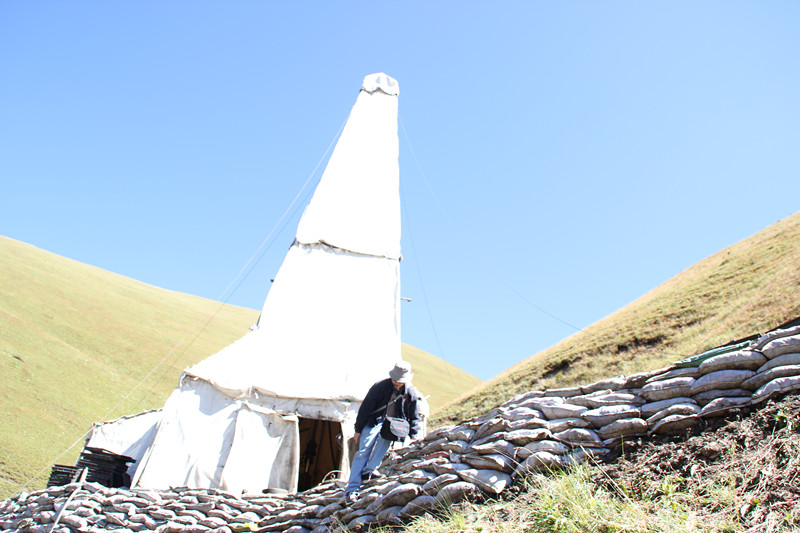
[0, 236, 480, 499]
[433, 211, 800, 428]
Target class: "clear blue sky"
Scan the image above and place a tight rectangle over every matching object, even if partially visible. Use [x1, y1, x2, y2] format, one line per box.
[1, 2, 798, 381]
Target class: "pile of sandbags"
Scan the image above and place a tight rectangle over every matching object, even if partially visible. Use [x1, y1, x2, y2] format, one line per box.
[3, 325, 800, 533]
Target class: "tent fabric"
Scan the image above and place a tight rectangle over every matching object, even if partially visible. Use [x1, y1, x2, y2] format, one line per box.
[132, 380, 241, 491]
[295, 74, 400, 260]
[219, 404, 300, 492]
[187, 242, 400, 401]
[84, 410, 162, 480]
[130, 73, 405, 494]
[131, 378, 360, 494]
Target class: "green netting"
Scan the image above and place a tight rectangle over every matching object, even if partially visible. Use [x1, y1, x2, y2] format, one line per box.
[674, 339, 754, 368]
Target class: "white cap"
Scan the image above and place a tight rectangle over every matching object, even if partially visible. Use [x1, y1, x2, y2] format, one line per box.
[389, 361, 412, 383]
[361, 73, 399, 96]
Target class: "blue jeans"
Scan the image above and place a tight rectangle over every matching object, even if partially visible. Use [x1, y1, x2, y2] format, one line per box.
[346, 422, 391, 494]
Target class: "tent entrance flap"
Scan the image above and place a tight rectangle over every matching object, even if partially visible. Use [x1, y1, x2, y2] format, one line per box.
[298, 418, 343, 491]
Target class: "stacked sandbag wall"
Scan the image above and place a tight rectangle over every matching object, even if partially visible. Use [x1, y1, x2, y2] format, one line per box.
[3, 325, 800, 533]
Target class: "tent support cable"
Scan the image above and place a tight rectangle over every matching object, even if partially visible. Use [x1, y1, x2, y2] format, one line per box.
[399, 116, 585, 336]
[400, 176, 454, 384]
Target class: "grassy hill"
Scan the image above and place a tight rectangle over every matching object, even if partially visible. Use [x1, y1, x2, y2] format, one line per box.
[433, 211, 800, 427]
[0, 236, 480, 499]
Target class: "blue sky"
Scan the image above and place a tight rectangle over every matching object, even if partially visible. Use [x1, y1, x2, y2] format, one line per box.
[1, 2, 798, 382]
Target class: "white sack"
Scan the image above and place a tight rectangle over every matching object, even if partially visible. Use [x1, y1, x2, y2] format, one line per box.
[697, 350, 766, 375]
[743, 364, 800, 391]
[641, 377, 695, 401]
[761, 337, 800, 359]
[690, 370, 755, 395]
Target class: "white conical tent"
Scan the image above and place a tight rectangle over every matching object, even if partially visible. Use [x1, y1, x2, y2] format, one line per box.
[130, 73, 404, 494]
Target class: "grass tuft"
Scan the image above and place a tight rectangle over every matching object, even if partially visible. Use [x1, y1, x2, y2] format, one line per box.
[400, 464, 739, 533]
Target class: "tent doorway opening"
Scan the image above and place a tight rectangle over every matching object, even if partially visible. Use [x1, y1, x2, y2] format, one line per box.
[298, 418, 343, 491]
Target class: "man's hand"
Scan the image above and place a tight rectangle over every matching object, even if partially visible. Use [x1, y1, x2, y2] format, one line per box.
[352, 432, 361, 441]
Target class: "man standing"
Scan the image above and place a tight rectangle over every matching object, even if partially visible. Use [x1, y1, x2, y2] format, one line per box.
[344, 361, 420, 502]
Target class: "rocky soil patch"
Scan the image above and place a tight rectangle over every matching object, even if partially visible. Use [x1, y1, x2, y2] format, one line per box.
[595, 394, 800, 531]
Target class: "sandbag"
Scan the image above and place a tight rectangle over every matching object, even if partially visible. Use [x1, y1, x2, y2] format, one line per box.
[421, 473, 460, 495]
[504, 428, 553, 445]
[762, 337, 800, 359]
[649, 414, 700, 435]
[431, 462, 470, 476]
[462, 453, 515, 473]
[516, 396, 564, 411]
[758, 352, 800, 373]
[376, 505, 404, 523]
[690, 369, 755, 395]
[517, 439, 570, 459]
[697, 350, 766, 375]
[433, 481, 478, 506]
[504, 390, 545, 407]
[545, 386, 583, 397]
[356, 492, 383, 513]
[553, 427, 602, 447]
[571, 392, 645, 409]
[444, 426, 475, 442]
[399, 495, 436, 518]
[472, 418, 510, 441]
[420, 437, 449, 455]
[470, 431, 508, 448]
[646, 367, 699, 383]
[502, 406, 545, 422]
[641, 376, 695, 401]
[750, 325, 800, 351]
[507, 417, 549, 431]
[625, 367, 672, 388]
[347, 515, 377, 530]
[398, 470, 437, 485]
[364, 494, 387, 515]
[582, 404, 641, 429]
[597, 418, 648, 440]
[568, 391, 609, 408]
[470, 438, 515, 457]
[752, 375, 800, 404]
[379, 483, 422, 509]
[457, 469, 512, 495]
[699, 396, 751, 417]
[399, 456, 448, 474]
[539, 403, 587, 420]
[743, 364, 800, 391]
[440, 440, 470, 454]
[513, 451, 564, 477]
[692, 388, 750, 406]
[640, 397, 697, 418]
[547, 417, 590, 432]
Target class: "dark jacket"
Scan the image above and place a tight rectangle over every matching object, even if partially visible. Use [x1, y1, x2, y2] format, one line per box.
[354, 378, 420, 438]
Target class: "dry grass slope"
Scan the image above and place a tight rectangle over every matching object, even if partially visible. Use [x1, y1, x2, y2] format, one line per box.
[433, 211, 800, 428]
[0, 237, 260, 498]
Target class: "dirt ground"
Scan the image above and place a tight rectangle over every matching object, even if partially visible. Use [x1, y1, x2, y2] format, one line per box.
[594, 393, 800, 532]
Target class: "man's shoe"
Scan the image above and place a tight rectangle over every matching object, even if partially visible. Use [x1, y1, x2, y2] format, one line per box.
[344, 491, 359, 504]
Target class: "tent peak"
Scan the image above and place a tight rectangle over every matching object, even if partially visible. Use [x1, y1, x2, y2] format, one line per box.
[362, 73, 399, 96]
